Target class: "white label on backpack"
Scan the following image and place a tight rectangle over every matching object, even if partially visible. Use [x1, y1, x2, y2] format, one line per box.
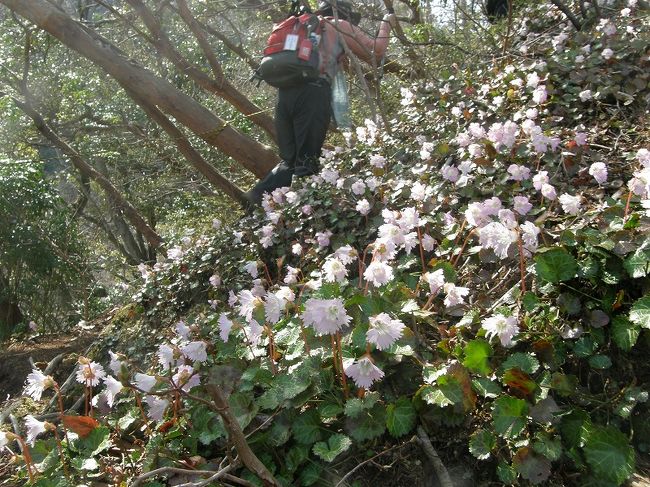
[283, 34, 299, 51]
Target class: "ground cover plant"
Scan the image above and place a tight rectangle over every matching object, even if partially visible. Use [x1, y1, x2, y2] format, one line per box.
[0, 0, 649, 485]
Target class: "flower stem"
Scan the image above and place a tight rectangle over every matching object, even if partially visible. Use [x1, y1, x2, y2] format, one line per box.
[417, 227, 427, 273]
[336, 332, 349, 399]
[623, 190, 633, 220]
[54, 429, 71, 480]
[134, 393, 153, 436]
[517, 230, 527, 294]
[451, 229, 476, 267]
[17, 437, 35, 483]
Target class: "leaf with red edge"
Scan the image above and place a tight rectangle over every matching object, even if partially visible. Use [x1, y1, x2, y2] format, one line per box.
[503, 368, 537, 398]
[513, 447, 552, 485]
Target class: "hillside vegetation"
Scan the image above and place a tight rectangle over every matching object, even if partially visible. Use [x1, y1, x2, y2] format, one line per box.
[1, 0, 649, 486]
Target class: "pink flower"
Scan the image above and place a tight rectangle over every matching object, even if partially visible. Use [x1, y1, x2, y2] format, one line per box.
[513, 196, 533, 215]
[532, 85, 548, 104]
[264, 293, 282, 324]
[345, 356, 384, 389]
[479, 222, 517, 259]
[181, 341, 208, 363]
[244, 261, 258, 278]
[422, 234, 436, 251]
[589, 162, 608, 184]
[218, 313, 233, 342]
[209, 274, 221, 287]
[172, 365, 200, 392]
[363, 261, 394, 287]
[284, 266, 300, 284]
[367, 313, 406, 350]
[636, 148, 650, 168]
[370, 154, 386, 168]
[533, 171, 549, 191]
[316, 231, 333, 249]
[441, 165, 460, 182]
[526, 72, 541, 88]
[212, 218, 221, 229]
[24, 368, 54, 401]
[541, 183, 557, 200]
[351, 180, 366, 195]
[334, 245, 358, 265]
[411, 182, 429, 201]
[175, 321, 191, 340]
[238, 290, 263, 321]
[520, 221, 540, 254]
[158, 344, 175, 370]
[443, 283, 469, 307]
[601, 48, 614, 60]
[498, 209, 518, 229]
[145, 395, 169, 422]
[302, 298, 351, 336]
[575, 132, 588, 146]
[167, 246, 183, 261]
[302, 204, 313, 215]
[482, 314, 519, 347]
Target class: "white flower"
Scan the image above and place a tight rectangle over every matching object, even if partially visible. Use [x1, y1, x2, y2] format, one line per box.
[369, 154, 386, 168]
[108, 350, 125, 376]
[465, 202, 491, 228]
[637, 148, 650, 168]
[520, 221, 541, 254]
[422, 234, 436, 251]
[513, 196, 532, 215]
[499, 209, 518, 229]
[482, 314, 519, 347]
[351, 180, 366, 195]
[526, 72, 541, 88]
[443, 283, 469, 307]
[541, 183, 557, 200]
[244, 261, 258, 278]
[559, 194, 582, 215]
[302, 204, 313, 215]
[508, 164, 531, 181]
[158, 344, 175, 370]
[167, 246, 183, 261]
[363, 261, 394, 287]
[321, 168, 339, 184]
[479, 222, 517, 259]
[239, 290, 263, 321]
[533, 171, 549, 190]
[285, 191, 299, 204]
[411, 182, 429, 201]
[424, 269, 445, 296]
[172, 365, 200, 392]
[24, 368, 53, 401]
[356, 199, 371, 216]
[75, 360, 106, 387]
[601, 48, 614, 60]
[334, 245, 358, 265]
[323, 258, 348, 283]
[104, 376, 124, 407]
[0, 431, 10, 449]
[275, 286, 295, 304]
[532, 85, 548, 105]
[24, 415, 48, 446]
[367, 313, 406, 350]
[218, 313, 234, 342]
[209, 273, 221, 287]
[579, 90, 592, 102]
[264, 293, 283, 324]
[284, 266, 300, 284]
[134, 373, 157, 393]
[575, 132, 588, 146]
[145, 395, 169, 422]
[525, 108, 538, 119]
[175, 321, 191, 340]
[302, 298, 351, 336]
[181, 341, 208, 363]
[589, 162, 608, 184]
[212, 218, 221, 229]
[345, 357, 384, 389]
[441, 165, 460, 183]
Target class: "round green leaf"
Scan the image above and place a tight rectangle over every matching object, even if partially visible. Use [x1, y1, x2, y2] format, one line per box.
[583, 425, 635, 485]
[386, 397, 416, 438]
[611, 316, 640, 351]
[463, 339, 492, 376]
[629, 295, 650, 329]
[312, 433, 352, 462]
[534, 248, 578, 283]
[469, 429, 496, 460]
[492, 396, 528, 439]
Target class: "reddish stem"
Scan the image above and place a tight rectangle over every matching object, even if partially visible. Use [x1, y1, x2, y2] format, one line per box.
[451, 229, 476, 267]
[624, 191, 633, 220]
[517, 230, 527, 294]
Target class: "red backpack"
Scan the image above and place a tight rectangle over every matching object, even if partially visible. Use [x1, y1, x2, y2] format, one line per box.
[255, 13, 323, 88]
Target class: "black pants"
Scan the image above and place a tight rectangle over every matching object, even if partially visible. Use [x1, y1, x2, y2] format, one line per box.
[247, 79, 331, 204]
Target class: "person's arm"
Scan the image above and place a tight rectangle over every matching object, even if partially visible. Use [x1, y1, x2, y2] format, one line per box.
[326, 14, 395, 64]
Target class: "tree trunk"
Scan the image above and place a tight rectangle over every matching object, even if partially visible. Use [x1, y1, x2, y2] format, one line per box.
[0, 0, 278, 179]
[0, 274, 22, 338]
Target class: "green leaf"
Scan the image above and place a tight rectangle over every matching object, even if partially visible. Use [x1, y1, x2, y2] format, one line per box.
[386, 397, 416, 437]
[463, 340, 492, 375]
[630, 295, 650, 329]
[71, 457, 99, 471]
[299, 463, 322, 486]
[533, 432, 563, 461]
[421, 385, 453, 407]
[588, 354, 612, 369]
[560, 409, 590, 448]
[312, 433, 352, 462]
[257, 370, 311, 410]
[501, 352, 540, 374]
[497, 461, 517, 485]
[116, 411, 138, 430]
[574, 336, 598, 358]
[611, 316, 640, 351]
[534, 247, 578, 283]
[471, 377, 501, 398]
[492, 396, 528, 439]
[583, 425, 635, 485]
[344, 392, 379, 418]
[285, 445, 309, 473]
[522, 292, 541, 312]
[347, 403, 386, 442]
[78, 426, 111, 456]
[292, 409, 323, 445]
[469, 429, 496, 460]
[229, 392, 258, 430]
[624, 248, 650, 278]
[318, 402, 343, 419]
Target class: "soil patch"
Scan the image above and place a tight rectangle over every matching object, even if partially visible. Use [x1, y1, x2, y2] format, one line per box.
[0, 332, 95, 402]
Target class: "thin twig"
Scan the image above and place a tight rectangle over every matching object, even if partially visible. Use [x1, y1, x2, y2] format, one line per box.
[416, 425, 454, 487]
[132, 466, 230, 487]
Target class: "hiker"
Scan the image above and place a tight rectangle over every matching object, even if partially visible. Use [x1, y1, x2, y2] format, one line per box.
[243, 1, 396, 207]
